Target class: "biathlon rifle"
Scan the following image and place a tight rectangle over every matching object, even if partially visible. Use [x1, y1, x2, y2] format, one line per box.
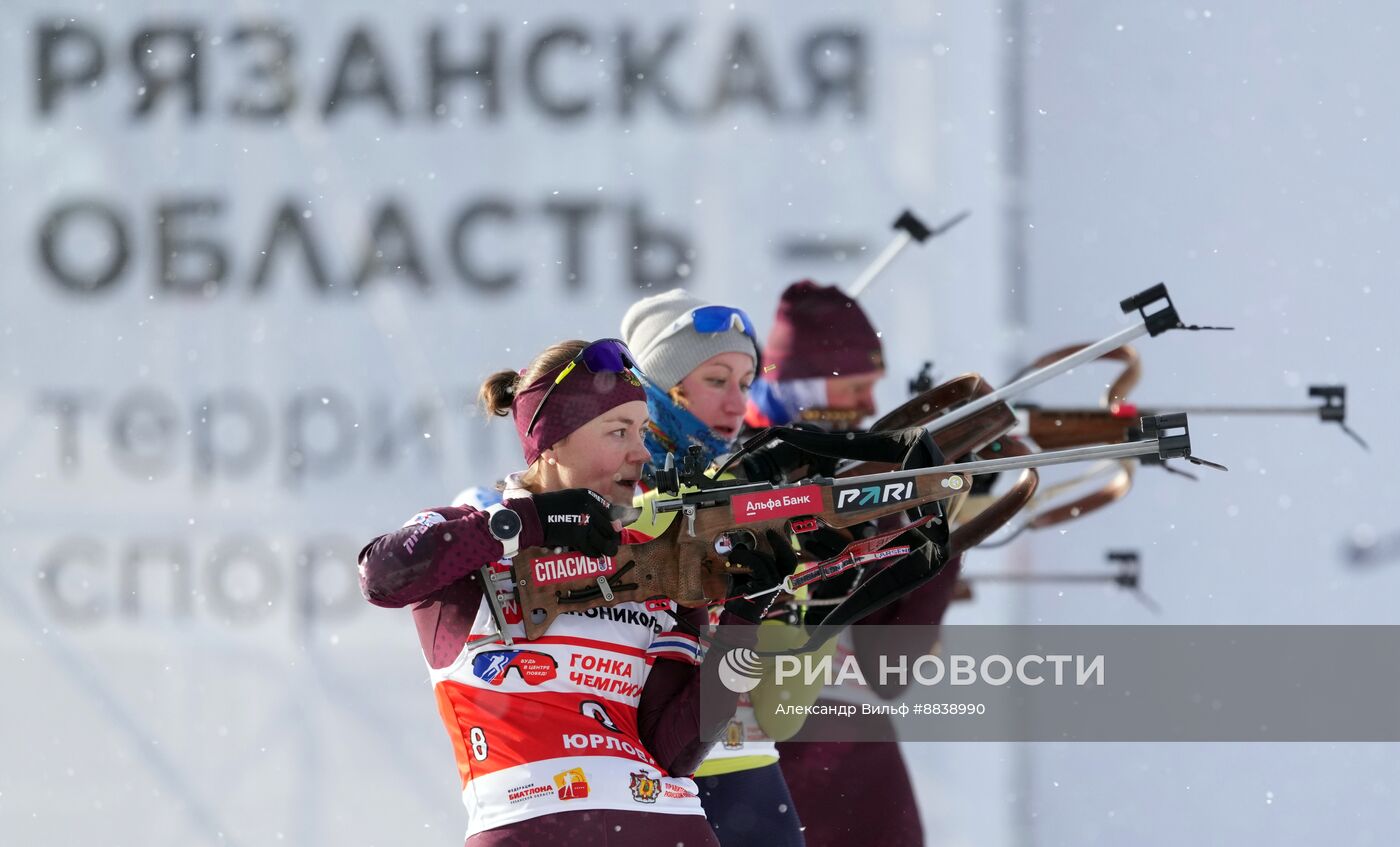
[504, 415, 1217, 641]
[1018, 385, 1366, 452]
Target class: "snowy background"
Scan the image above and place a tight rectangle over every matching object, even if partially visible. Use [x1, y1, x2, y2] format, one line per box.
[1, 2, 1396, 846]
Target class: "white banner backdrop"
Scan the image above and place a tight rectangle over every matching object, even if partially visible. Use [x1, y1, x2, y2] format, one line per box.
[1007, 3, 1400, 847]
[0, 2, 1009, 845]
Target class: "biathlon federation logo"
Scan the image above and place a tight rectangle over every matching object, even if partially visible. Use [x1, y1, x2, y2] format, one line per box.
[553, 768, 590, 801]
[717, 647, 764, 693]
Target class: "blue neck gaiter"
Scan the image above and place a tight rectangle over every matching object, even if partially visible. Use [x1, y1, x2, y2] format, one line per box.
[642, 380, 734, 470]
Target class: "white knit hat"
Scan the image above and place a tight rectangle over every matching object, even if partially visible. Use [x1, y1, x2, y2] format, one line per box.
[620, 289, 759, 389]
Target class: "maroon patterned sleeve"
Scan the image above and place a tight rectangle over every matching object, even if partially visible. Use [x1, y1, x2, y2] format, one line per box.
[358, 498, 543, 608]
[637, 608, 758, 777]
[410, 579, 487, 670]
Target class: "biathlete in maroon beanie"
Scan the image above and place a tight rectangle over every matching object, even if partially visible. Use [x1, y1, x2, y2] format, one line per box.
[752, 282, 965, 847]
[359, 338, 775, 846]
[620, 289, 808, 847]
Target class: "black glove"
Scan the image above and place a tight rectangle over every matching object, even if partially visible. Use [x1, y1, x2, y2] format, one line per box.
[724, 529, 800, 622]
[738, 440, 842, 484]
[529, 488, 621, 558]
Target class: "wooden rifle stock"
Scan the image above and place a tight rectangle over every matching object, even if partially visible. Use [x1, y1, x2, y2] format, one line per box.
[840, 374, 1016, 477]
[1022, 408, 1136, 449]
[839, 373, 1037, 555]
[510, 471, 969, 640]
[948, 437, 1038, 555]
[1017, 343, 1143, 450]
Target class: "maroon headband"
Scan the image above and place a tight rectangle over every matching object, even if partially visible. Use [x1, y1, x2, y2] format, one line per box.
[512, 362, 646, 465]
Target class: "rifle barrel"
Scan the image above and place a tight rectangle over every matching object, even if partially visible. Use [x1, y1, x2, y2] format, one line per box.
[967, 572, 1123, 584]
[929, 323, 1148, 434]
[840, 438, 1163, 487]
[847, 230, 913, 298]
[1029, 405, 1324, 417]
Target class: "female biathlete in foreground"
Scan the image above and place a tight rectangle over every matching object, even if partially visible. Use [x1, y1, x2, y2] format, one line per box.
[359, 338, 777, 845]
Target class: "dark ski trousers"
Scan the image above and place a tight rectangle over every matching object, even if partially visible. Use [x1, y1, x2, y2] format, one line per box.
[466, 808, 719, 846]
[697, 762, 805, 847]
[779, 740, 923, 847]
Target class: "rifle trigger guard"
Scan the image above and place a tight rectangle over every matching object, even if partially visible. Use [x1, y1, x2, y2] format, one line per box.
[714, 530, 756, 557]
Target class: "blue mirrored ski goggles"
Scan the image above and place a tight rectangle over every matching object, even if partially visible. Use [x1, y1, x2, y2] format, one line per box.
[638, 305, 758, 360]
